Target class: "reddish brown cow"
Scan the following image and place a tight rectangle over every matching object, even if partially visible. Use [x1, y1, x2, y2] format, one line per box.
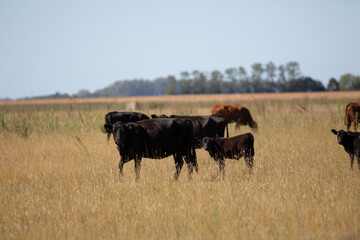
[212, 104, 258, 131]
[344, 102, 360, 131]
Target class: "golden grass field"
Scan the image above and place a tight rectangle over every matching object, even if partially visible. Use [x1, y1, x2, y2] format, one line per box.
[1, 92, 360, 239]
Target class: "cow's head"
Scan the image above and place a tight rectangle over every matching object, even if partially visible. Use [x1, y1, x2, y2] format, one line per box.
[331, 129, 348, 144]
[104, 123, 114, 142]
[106, 122, 135, 147]
[104, 123, 113, 133]
[202, 137, 216, 152]
[250, 121, 258, 131]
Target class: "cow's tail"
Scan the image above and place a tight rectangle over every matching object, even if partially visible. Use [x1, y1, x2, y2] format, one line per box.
[246, 133, 255, 172]
[344, 103, 353, 130]
[187, 120, 198, 173]
[344, 104, 349, 126]
[107, 132, 111, 143]
[192, 141, 198, 173]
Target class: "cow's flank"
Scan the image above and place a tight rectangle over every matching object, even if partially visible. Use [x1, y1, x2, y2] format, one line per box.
[212, 104, 258, 131]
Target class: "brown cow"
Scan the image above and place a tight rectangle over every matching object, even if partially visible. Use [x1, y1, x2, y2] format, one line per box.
[212, 104, 258, 131]
[344, 102, 360, 131]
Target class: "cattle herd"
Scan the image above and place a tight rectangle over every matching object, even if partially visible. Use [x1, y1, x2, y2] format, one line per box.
[103, 103, 360, 180]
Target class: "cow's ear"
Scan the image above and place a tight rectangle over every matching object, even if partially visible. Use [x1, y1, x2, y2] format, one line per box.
[104, 124, 113, 133]
[331, 129, 337, 135]
[151, 114, 158, 118]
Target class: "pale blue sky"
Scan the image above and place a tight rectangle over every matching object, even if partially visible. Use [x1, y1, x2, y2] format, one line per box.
[1, 0, 359, 99]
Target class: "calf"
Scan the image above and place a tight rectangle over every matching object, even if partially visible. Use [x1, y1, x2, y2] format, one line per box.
[202, 133, 254, 177]
[105, 118, 197, 181]
[331, 129, 360, 170]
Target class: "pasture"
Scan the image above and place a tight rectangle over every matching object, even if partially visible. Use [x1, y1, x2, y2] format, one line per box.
[1, 92, 360, 239]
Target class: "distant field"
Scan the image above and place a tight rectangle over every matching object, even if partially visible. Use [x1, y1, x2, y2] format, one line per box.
[1, 91, 360, 106]
[1, 92, 360, 239]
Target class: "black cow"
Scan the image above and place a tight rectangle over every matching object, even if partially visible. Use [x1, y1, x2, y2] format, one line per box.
[331, 129, 360, 170]
[202, 133, 255, 177]
[151, 114, 229, 148]
[104, 118, 197, 180]
[104, 111, 149, 141]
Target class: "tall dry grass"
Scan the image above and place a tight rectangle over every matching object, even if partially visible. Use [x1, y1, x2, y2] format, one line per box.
[1, 93, 360, 239]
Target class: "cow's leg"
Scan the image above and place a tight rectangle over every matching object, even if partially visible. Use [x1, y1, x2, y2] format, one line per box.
[245, 156, 254, 174]
[182, 155, 193, 180]
[218, 157, 225, 178]
[191, 147, 199, 173]
[354, 119, 358, 131]
[184, 151, 198, 178]
[356, 156, 360, 171]
[187, 161, 193, 180]
[235, 122, 240, 130]
[355, 112, 359, 131]
[134, 155, 142, 181]
[346, 117, 352, 131]
[118, 157, 125, 179]
[349, 154, 354, 170]
[173, 154, 184, 180]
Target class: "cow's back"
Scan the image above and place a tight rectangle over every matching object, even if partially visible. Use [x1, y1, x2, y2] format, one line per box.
[105, 111, 149, 125]
[219, 133, 253, 150]
[212, 104, 249, 123]
[212, 105, 229, 116]
[230, 105, 252, 122]
[136, 118, 194, 153]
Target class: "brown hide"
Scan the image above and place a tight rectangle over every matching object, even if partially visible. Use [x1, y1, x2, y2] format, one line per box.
[344, 102, 360, 131]
[212, 104, 258, 130]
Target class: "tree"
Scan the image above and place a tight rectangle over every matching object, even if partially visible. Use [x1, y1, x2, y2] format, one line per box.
[286, 61, 301, 81]
[165, 75, 177, 95]
[225, 68, 238, 93]
[179, 71, 192, 94]
[264, 62, 277, 92]
[251, 63, 264, 92]
[263, 80, 277, 93]
[352, 76, 360, 90]
[208, 70, 223, 94]
[339, 74, 355, 90]
[339, 73, 360, 90]
[265, 62, 277, 82]
[76, 89, 91, 98]
[238, 66, 250, 93]
[327, 78, 339, 91]
[192, 70, 207, 94]
[179, 79, 192, 94]
[285, 77, 325, 92]
[238, 66, 247, 81]
[276, 65, 286, 92]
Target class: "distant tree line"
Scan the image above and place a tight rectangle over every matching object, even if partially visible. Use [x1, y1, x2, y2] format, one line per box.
[164, 61, 325, 94]
[28, 61, 360, 99]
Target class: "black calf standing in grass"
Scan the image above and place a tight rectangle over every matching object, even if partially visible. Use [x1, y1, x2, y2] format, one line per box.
[201, 132, 255, 177]
[331, 129, 360, 170]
